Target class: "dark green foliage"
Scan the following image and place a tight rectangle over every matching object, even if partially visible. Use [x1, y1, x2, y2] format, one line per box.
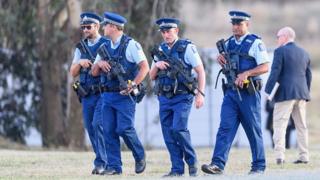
[0, 0, 40, 143]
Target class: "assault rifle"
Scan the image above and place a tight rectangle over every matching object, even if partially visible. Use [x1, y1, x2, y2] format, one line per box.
[97, 44, 145, 103]
[77, 39, 95, 62]
[97, 44, 128, 91]
[150, 47, 205, 97]
[216, 39, 243, 100]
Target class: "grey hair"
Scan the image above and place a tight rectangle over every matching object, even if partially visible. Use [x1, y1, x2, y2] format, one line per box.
[280, 26, 296, 41]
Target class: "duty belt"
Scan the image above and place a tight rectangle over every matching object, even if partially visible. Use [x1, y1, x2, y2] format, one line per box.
[100, 86, 121, 92]
[225, 79, 262, 91]
[159, 87, 190, 99]
[83, 85, 101, 95]
[242, 79, 262, 91]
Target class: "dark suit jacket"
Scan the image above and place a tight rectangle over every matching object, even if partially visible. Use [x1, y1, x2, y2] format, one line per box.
[265, 42, 312, 102]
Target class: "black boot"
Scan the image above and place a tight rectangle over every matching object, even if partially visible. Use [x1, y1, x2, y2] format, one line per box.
[162, 171, 183, 177]
[135, 157, 146, 174]
[189, 165, 198, 177]
[201, 163, 223, 175]
[91, 166, 105, 175]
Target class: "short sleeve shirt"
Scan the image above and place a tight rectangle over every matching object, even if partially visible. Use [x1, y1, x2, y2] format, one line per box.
[94, 34, 147, 64]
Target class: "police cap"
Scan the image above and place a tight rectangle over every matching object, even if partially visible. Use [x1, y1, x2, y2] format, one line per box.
[155, 18, 180, 30]
[229, 10, 251, 24]
[101, 12, 127, 27]
[80, 12, 102, 25]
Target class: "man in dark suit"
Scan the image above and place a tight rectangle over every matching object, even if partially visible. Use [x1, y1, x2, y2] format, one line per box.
[265, 26, 312, 166]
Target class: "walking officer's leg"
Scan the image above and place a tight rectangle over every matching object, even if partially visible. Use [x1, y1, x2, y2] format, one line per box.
[171, 95, 197, 169]
[239, 92, 266, 172]
[212, 92, 240, 169]
[82, 96, 102, 167]
[115, 95, 146, 173]
[202, 92, 240, 175]
[159, 97, 184, 174]
[101, 93, 122, 174]
[92, 97, 107, 173]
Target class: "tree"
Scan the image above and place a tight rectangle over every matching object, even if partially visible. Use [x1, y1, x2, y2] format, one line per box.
[0, 0, 182, 149]
[37, 0, 84, 148]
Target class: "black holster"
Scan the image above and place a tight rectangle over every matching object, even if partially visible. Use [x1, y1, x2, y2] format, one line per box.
[72, 81, 89, 103]
[246, 79, 262, 95]
[221, 78, 227, 95]
[134, 84, 146, 103]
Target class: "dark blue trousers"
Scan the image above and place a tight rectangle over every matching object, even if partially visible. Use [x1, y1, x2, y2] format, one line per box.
[159, 94, 197, 174]
[82, 95, 107, 168]
[211, 89, 266, 171]
[101, 92, 145, 172]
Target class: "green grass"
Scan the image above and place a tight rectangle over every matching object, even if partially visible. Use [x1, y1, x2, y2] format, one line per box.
[1, 148, 320, 179]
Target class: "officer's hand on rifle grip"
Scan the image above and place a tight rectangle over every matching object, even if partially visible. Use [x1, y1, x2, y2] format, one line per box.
[79, 59, 93, 68]
[97, 61, 111, 73]
[155, 61, 170, 70]
[217, 54, 227, 66]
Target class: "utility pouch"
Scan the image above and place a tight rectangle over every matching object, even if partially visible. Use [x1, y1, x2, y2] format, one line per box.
[72, 81, 89, 101]
[247, 79, 262, 95]
[247, 81, 256, 95]
[221, 78, 227, 95]
[162, 85, 172, 92]
[159, 85, 174, 98]
[134, 84, 146, 103]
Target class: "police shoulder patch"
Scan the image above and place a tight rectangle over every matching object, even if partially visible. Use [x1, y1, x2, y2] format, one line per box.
[258, 43, 266, 51]
[135, 42, 141, 50]
[246, 39, 253, 43]
[191, 45, 198, 54]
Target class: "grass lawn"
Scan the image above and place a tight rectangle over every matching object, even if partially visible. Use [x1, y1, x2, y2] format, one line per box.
[1, 147, 320, 179]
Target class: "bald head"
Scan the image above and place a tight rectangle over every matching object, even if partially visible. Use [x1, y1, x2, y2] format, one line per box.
[277, 26, 296, 42]
[276, 26, 296, 46]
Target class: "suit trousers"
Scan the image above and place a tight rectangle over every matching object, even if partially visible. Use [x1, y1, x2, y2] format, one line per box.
[273, 99, 309, 161]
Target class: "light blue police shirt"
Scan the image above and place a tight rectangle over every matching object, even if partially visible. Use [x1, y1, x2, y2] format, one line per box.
[151, 38, 203, 68]
[94, 34, 147, 64]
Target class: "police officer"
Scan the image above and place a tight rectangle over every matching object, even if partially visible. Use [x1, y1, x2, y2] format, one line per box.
[201, 11, 269, 174]
[69, 12, 108, 175]
[149, 18, 206, 177]
[91, 12, 149, 175]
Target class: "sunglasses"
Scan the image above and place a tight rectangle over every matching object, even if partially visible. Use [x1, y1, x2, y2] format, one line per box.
[80, 25, 93, 30]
